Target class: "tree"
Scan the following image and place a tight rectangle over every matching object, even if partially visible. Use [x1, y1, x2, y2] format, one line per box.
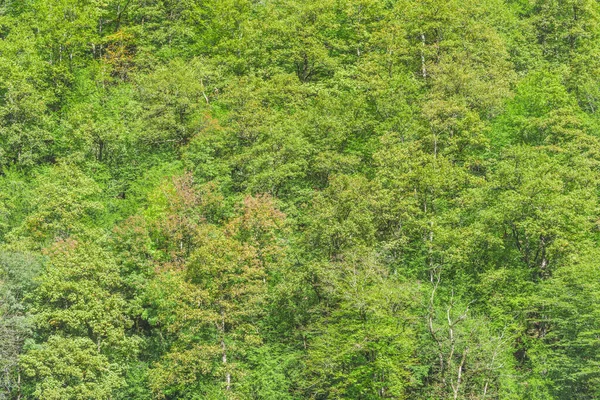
[0, 252, 43, 400]
[301, 250, 418, 399]
[21, 239, 139, 398]
[5, 163, 104, 249]
[146, 194, 286, 398]
[20, 336, 125, 400]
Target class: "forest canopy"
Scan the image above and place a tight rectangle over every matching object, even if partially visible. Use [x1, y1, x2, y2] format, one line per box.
[1, 0, 600, 399]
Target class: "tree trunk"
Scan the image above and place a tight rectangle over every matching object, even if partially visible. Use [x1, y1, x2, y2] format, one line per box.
[220, 308, 231, 391]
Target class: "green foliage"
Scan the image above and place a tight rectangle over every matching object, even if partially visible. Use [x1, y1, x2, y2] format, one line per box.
[2, 0, 600, 398]
[301, 252, 418, 399]
[6, 163, 104, 249]
[20, 336, 125, 400]
[0, 252, 43, 399]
